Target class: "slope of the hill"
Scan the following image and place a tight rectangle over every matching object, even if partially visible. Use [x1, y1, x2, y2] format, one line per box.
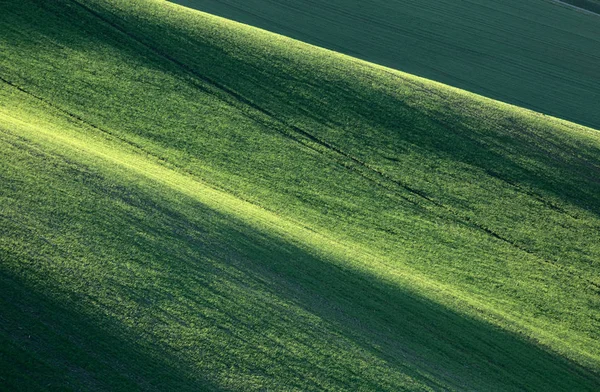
[1, 0, 600, 390]
[170, 0, 600, 130]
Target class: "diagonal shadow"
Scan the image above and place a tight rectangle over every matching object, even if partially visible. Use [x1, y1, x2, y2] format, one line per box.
[0, 270, 221, 391]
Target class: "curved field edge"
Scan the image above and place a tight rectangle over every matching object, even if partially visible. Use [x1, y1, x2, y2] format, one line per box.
[169, 0, 600, 130]
[0, 0, 599, 389]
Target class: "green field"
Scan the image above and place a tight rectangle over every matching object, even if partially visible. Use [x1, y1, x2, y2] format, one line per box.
[171, 0, 600, 130]
[559, 0, 600, 14]
[1, 0, 600, 390]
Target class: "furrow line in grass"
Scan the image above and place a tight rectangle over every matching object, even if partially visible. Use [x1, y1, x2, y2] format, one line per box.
[0, 73, 235, 205]
[445, 203, 600, 294]
[65, 0, 279, 122]
[286, 114, 562, 267]
[0, 75, 153, 163]
[290, 125, 578, 277]
[358, 68, 599, 227]
[483, 169, 567, 214]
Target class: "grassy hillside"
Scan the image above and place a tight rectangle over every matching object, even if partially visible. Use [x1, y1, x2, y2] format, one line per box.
[170, 0, 600, 130]
[1, 0, 600, 390]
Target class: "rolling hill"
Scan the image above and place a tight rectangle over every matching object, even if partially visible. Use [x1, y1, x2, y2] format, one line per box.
[170, 0, 600, 130]
[1, 0, 600, 390]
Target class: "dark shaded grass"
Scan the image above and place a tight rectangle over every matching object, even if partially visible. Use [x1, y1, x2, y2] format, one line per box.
[0, 271, 220, 392]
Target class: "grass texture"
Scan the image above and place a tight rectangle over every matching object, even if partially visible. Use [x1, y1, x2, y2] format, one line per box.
[1, 0, 600, 390]
[171, 0, 600, 130]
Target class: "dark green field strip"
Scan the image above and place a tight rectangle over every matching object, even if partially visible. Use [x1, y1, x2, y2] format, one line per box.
[0, 272, 219, 391]
[170, 0, 600, 130]
[558, 0, 600, 14]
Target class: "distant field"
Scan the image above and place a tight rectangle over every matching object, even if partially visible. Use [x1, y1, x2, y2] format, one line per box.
[171, 0, 600, 130]
[1, 0, 600, 390]
[559, 0, 600, 14]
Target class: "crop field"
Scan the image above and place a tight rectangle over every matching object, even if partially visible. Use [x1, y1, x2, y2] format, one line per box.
[559, 0, 600, 14]
[1, 0, 600, 390]
[171, 0, 600, 130]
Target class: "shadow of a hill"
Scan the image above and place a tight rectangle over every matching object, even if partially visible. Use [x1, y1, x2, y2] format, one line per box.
[0, 270, 221, 391]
